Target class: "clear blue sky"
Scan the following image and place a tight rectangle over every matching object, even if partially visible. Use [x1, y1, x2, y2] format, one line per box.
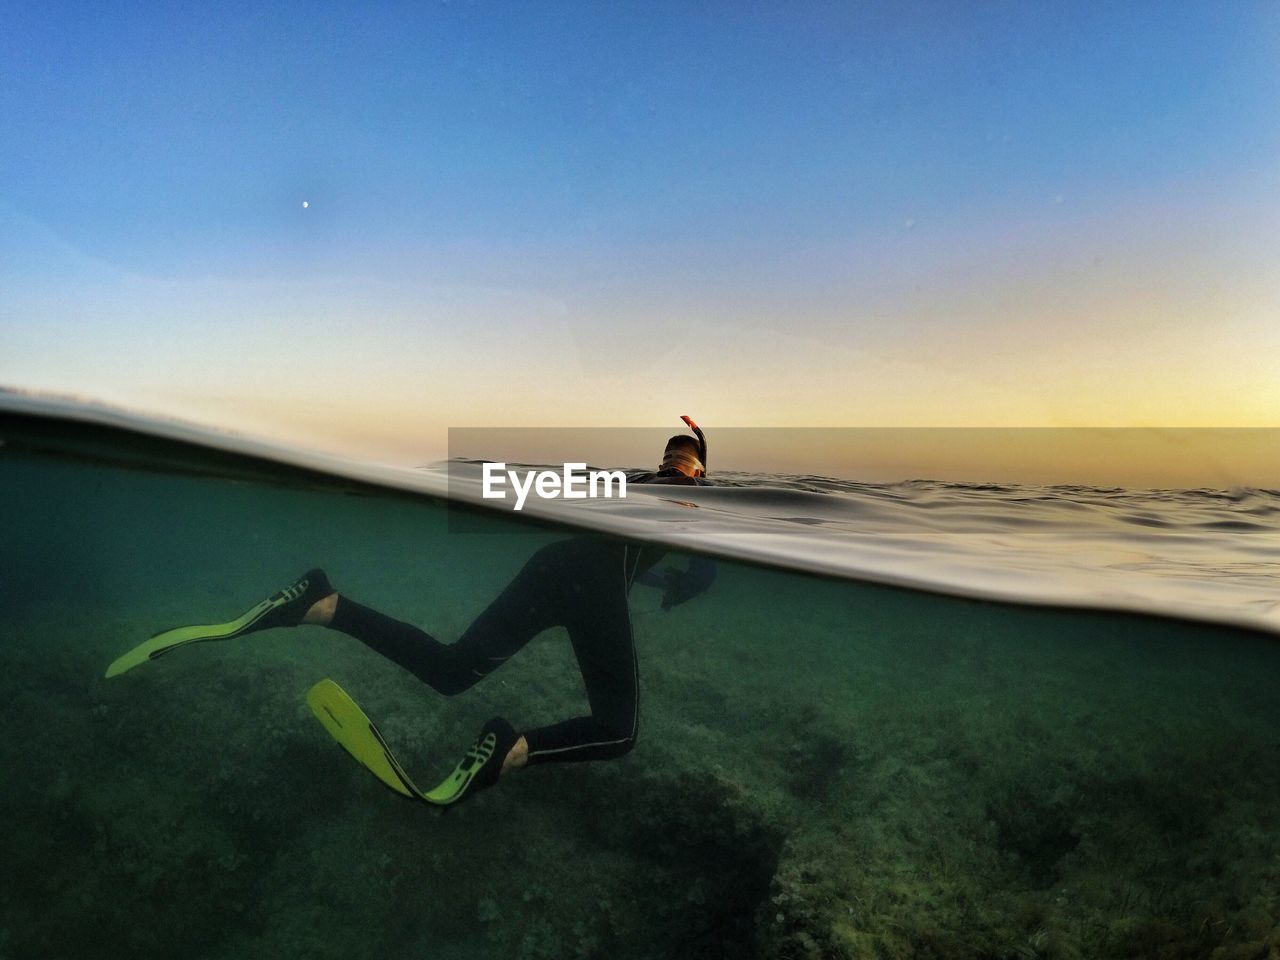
[2, 2, 1277, 466]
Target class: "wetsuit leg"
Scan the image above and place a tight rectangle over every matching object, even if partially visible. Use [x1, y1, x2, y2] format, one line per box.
[523, 542, 644, 765]
[327, 541, 569, 695]
[329, 536, 646, 764]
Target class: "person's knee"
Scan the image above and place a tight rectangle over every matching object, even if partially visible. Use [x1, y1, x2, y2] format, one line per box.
[599, 720, 637, 759]
[425, 665, 480, 697]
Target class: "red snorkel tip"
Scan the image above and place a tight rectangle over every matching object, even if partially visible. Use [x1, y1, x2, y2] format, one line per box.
[678, 415, 707, 473]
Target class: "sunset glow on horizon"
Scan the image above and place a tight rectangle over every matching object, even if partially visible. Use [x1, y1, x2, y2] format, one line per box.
[2, 3, 1277, 481]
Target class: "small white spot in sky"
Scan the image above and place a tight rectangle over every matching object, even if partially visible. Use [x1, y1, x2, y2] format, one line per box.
[302, 200, 310, 209]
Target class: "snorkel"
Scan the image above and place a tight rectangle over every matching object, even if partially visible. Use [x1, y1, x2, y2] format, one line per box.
[680, 415, 707, 473]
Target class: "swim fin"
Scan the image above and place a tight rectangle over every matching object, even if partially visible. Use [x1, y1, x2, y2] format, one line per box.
[305, 678, 424, 798]
[105, 568, 333, 678]
[305, 678, 516, 808]
[422, 715, 517, 806]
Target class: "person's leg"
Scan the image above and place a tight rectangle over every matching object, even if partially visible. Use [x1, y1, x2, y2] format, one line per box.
[519, 543, 642, 767]
[321, 540, 570, 696]
[315, 537, 642, 786]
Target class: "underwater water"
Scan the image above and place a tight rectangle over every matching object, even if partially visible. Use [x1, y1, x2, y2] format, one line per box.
[3, 409, 1280, 960]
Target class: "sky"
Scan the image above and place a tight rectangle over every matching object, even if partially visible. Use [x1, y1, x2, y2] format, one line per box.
[1, 2, 1277, 481]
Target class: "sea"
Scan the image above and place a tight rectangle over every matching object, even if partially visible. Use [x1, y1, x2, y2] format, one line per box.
[2, 393, 1278, 960]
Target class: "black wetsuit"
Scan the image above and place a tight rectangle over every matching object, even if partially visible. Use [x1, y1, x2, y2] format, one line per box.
[328, 472, 714, 765]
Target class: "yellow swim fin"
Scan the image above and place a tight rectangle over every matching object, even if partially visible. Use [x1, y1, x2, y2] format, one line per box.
[305, 679, 424, 799]
[105, 600, 274, 678]
[105, 569, 332, 679]
[305, 679, 517, 808]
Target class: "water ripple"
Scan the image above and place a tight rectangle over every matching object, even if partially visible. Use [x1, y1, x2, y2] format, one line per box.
[440, 463, 1280, 637]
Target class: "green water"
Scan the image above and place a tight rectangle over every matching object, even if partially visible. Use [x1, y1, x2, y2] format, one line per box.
[3, 428, 1280, 959]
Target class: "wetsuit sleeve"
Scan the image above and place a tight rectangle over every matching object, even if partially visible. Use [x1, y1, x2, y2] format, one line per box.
[635, 568, 666, 588]
[636, 556, 717, 609]
[665, 556, 716, 609]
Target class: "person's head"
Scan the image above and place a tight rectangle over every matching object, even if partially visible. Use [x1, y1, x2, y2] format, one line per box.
[658, 434, 705, 478]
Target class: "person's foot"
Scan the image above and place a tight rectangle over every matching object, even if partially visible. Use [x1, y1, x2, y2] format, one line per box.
[248, 568, 335, 634]
[501, 736, 529, 776]
[303, 591, 338, 625]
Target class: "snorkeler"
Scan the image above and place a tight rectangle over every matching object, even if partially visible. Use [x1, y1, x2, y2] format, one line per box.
[106, 417, 717, 808]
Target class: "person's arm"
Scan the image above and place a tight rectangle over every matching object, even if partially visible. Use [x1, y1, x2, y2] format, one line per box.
[637, 556, 717, 610]
[635, 567, 666, 588]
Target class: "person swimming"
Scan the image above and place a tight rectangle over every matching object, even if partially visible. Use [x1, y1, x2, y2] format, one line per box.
[106, 417, 717, 807]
